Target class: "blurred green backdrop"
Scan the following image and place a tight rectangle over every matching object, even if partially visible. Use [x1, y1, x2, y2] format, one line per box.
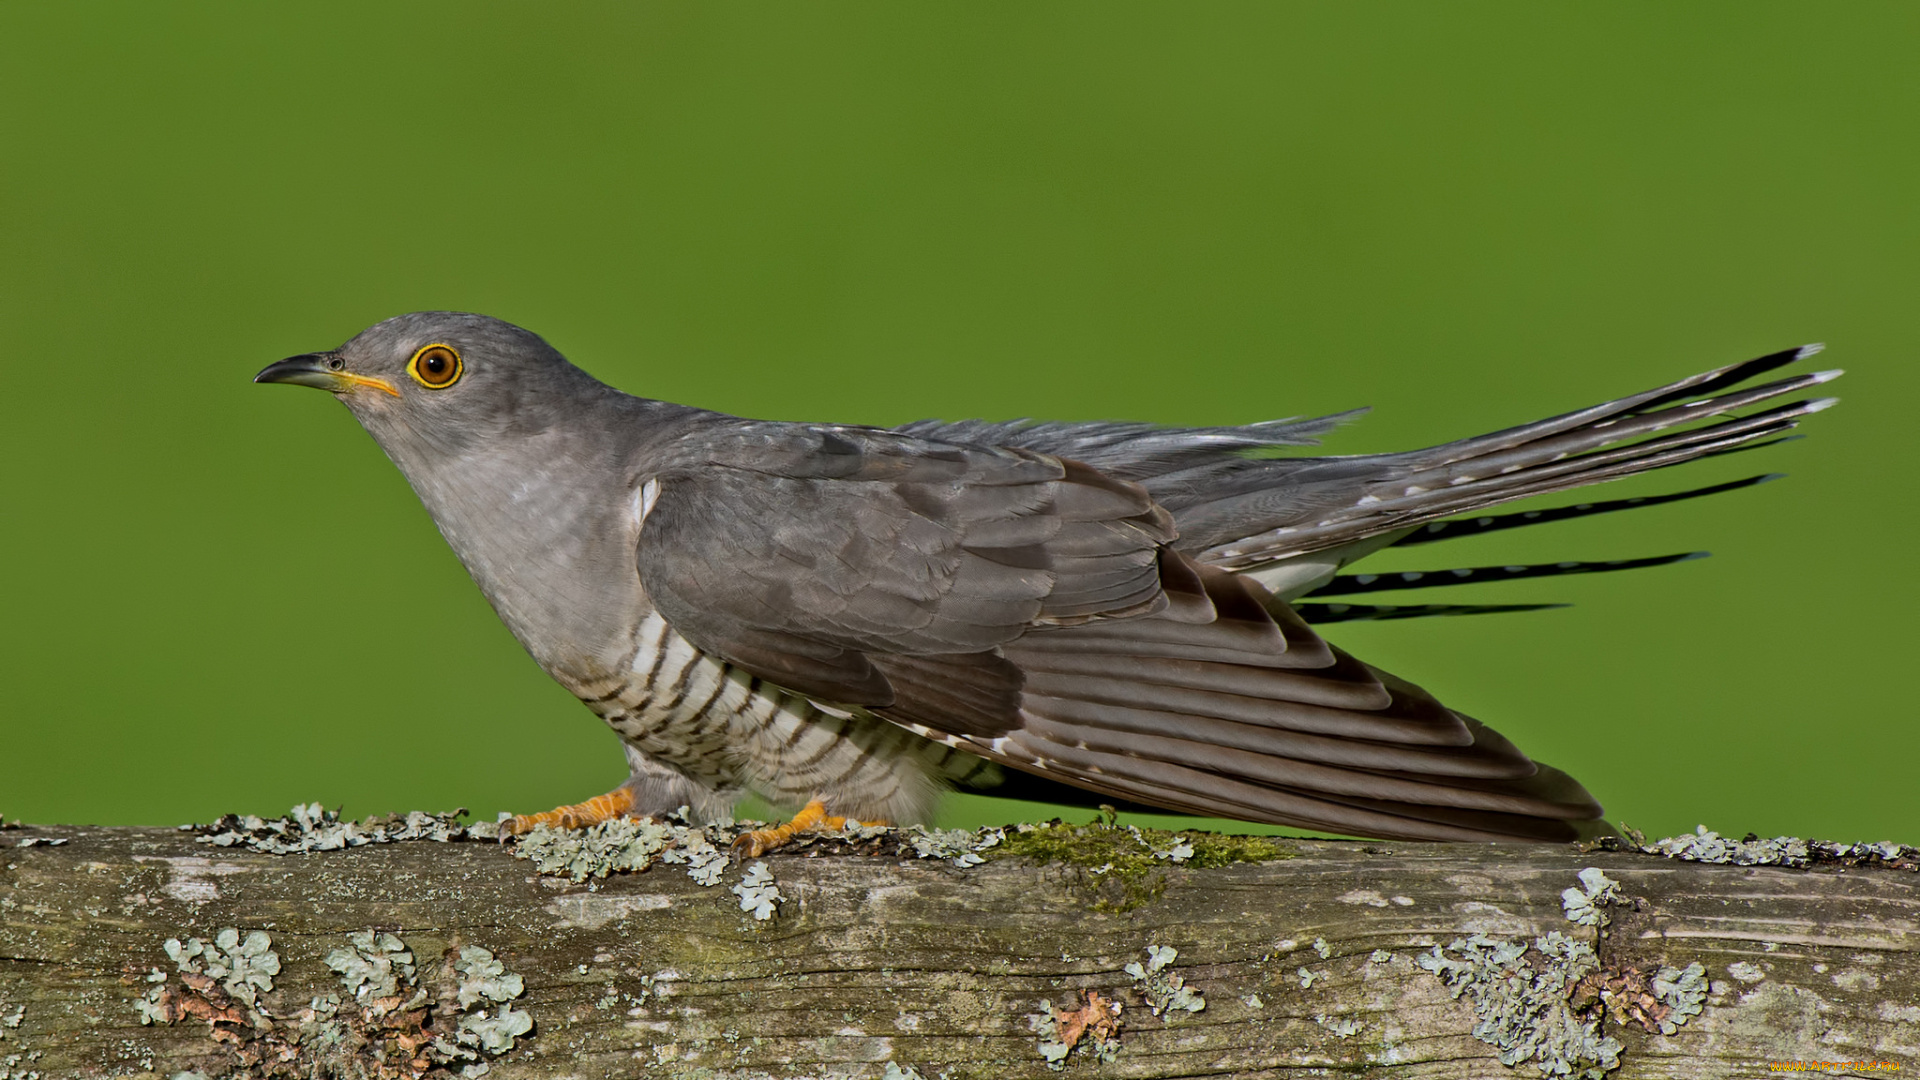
[1, 3, 1913, 842]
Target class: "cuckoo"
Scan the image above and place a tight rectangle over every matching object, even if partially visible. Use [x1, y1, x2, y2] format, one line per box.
[254, 313, 1839, 849]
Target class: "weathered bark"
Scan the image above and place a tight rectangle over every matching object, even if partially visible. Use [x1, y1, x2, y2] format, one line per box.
[1, 822, 1915, 1079]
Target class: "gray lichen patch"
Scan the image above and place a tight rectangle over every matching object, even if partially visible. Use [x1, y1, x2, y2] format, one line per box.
[1125, 945, 1205, 1017]
[512, 817, 678, 882]
[163, 928, 282, 1006]
[326, 930, 417, 1003]
[1418, 931, 1623, 1078]
[0, 1049, 44, 1080]
[729, 861, 784, 921]
[134, 927, 532, 1078]
[450, 946, 533, 1056]
[452, 946, 524, 1010]
[1600, 825, 1918, 871]
[903, 824, 1005, 866]
[197, 803, 476, 854]
[1560, 868, 1625, 928]
[510, 814, 737, 885]
[1315, 1012, 1363, 1038]
[1650, 963, 1708, 1033]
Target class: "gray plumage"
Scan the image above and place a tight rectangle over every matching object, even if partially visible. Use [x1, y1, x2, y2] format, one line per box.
[256, 312, 1841, 842]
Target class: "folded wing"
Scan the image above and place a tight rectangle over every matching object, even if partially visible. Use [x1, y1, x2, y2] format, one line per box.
[637, 422, 1608, 842]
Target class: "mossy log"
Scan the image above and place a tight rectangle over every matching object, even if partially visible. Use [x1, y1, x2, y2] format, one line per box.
[1, 822, 1916, 1079]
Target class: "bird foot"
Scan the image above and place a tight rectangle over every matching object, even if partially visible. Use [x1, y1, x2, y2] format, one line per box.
[731, 799, 885, 858]
[502, 786, 640, 837]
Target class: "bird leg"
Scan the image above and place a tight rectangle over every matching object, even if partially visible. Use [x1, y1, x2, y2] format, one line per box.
[731, 798, 885, 857]
[502, 786, 640, 837]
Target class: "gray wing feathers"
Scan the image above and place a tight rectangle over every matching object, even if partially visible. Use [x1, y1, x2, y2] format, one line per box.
[637, 423, 1174, 704]
[875, 559, 1606, 842]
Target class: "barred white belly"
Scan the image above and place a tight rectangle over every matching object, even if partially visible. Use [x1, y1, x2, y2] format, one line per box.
[581, 611, 990, 823]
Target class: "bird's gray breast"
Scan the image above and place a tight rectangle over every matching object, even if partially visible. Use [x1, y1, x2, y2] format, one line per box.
[393, 433, 653, 688]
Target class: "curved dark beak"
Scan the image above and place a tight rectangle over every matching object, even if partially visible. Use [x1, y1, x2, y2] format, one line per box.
[254, 353, 399, 397]
[254, 353, 345, 391]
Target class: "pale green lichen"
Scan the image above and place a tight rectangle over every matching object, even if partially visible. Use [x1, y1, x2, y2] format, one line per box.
[513, 817, 675, 881]
[1560, 867, 1625, 928]
[1316, 1013, 1363, 1037]
[657, 828, 730, 885]
[0, 1001, 21, 1040]
[1031, 1013, 1073, 1068]
[881, 1063, 925, 1080]
[133, 968, 170, 1025]
[198, 802, 475, 853]
[328, 935, 532, 1065]
[459, 1005, 534, 1054]
[1651, 962, 1708, 1034]
[730, 861, 784, 920]
[442, 944, 533, 1059]
[1135, 826, 1194, 863]
[164, 928, 281, 1006]
[512, 814, 739, 885]
[1370, 950, 1395, 964]
[1617, 824, 1917, 870]
[454, 945, 526, 1009]
[906, 825, 1004, 866]
[324, 930, 416, 1002]
[136, 926, 534, 1071]
[1418, 931, 1622, 1079]
[1125, 945, 1205, 1017]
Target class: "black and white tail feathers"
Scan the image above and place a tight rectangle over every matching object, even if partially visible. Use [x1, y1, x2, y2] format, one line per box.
[1198, 344, 1837, 570]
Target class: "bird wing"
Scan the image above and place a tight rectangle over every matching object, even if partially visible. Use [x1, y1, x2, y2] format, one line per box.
[637, 421, 1606, 842]
[635, 422, 1175, 703]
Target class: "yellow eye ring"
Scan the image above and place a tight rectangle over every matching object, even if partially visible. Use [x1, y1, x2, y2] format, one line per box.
[407, 343, 464, 389]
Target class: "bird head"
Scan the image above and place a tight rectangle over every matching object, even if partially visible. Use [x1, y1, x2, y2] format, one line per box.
[253, 311, 613, 460]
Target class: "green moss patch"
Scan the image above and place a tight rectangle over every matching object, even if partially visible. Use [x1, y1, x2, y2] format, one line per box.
[994, 817, 1293, 913]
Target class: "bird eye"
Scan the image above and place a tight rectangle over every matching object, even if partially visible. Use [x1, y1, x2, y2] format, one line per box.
[407, 344, 464, 389]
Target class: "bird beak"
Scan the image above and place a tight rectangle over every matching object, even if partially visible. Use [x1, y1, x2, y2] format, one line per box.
[253, 353, 400, 397]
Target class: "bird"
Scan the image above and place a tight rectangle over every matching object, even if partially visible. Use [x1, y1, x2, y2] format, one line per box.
[254, 312, 1839, 848]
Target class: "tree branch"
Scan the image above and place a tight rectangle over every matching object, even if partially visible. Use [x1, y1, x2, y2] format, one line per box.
[1, 818, 1914, 1079]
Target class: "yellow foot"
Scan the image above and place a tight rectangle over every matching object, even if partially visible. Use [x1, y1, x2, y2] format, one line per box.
[731, 799, 887, 858]
[502, 786, 638, 837]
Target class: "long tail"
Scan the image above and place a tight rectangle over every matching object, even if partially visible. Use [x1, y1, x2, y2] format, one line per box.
[1201, 346, 1837, 572]
[1387, 473, 1780, 548]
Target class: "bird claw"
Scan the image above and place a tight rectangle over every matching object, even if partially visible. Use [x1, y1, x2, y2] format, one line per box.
[729, 799, 881, 858]
[501, 786, 640, 839]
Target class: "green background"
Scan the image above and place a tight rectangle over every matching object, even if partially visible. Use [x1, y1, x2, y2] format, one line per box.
[2, 3, 1913, 842]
